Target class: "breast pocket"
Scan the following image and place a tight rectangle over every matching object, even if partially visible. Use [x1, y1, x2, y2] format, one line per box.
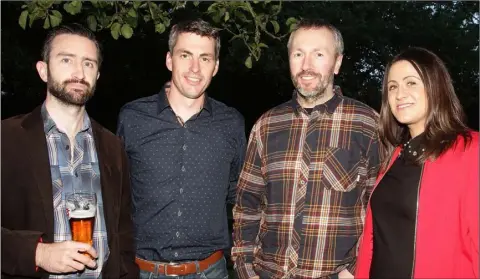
[322, 147, 364, 192]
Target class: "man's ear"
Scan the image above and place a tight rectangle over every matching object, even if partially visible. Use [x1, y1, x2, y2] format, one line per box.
[212, 60, 219, 77]
[334, 54, 343, 75]
[166, 52, 173, 72]
[36, 61, 48, 82]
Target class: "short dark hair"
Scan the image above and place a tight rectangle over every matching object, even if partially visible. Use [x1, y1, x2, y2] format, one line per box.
[287, 18, 344, 56]
[41, 23, 102, 67]
[168, 19, 221, 60]
[379, 47, 471, 169]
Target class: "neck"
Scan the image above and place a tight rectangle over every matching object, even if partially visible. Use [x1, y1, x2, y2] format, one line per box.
[408, 124, 425, 139]
[166, 86, 205, 122]
[45, 93, 86, 139]
[297, 87, 334, 109]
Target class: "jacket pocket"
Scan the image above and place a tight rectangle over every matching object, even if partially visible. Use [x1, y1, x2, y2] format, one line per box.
[322, 147, 363, 192]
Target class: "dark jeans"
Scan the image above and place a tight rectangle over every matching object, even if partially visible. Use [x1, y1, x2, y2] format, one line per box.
[138, 256, 229, 279]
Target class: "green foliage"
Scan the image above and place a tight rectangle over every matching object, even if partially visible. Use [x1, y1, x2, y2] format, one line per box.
[17, 0, 291, 68]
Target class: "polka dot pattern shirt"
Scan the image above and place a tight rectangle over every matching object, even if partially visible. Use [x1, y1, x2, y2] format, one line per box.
[117, 88, 246, 261]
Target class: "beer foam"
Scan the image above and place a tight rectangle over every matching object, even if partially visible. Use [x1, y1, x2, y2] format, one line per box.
[69, 208, 96, 219]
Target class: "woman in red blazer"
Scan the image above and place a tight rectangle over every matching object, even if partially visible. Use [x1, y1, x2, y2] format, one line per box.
[355, 47, 478, 278]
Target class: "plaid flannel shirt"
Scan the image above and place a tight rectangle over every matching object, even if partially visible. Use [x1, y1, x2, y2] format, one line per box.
[232, 92, 380, 279]
[42, 104, 109, 278]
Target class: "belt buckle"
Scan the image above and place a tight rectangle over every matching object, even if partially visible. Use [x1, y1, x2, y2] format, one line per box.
[164, 262, 180, 277]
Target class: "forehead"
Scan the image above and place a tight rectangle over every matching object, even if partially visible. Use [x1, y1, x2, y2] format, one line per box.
[173, 32, 216, 54]
[388, 60, 421, 80]
[290, 27, 336, 52]
[49, 34, 98, 59]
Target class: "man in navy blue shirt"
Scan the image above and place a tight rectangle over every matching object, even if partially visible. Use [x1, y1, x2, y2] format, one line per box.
[117, 19, 246, 279]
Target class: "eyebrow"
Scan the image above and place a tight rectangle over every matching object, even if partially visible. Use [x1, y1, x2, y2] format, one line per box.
[388, 75, 421, 83]
[56, 52, 98, 64]
[177, 49, 214, 58]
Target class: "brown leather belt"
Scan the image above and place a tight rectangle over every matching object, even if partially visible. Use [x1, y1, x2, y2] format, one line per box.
[135, 251, 224, 276]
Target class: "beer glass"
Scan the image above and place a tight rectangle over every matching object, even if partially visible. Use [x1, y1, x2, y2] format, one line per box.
[66, 192, 96, 246]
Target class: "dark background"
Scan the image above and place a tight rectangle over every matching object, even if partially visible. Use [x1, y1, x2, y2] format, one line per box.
[2, 1, 479, 133]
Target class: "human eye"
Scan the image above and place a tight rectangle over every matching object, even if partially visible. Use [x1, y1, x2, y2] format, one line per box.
[316, 52, 324, 57]
[292, 52, 302, 58]
[84, 61, 94, 68]
[61, 57, 71, 63]
[201, 57, 211, 62]
[388, 84, 397, 91]
[406, 81, 417, 86]
[180, 53, 190, 59]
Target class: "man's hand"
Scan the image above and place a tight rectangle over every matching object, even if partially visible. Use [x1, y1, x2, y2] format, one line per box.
[35, 241, 98, 274]
[339, 269, 354, 279]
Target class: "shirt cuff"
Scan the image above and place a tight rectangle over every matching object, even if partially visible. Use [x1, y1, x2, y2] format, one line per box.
[35, 237, 43, 272]
[346, 257, 357, 275]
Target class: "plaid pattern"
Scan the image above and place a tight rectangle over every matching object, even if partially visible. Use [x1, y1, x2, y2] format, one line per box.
[232, 92, 380, 279]
[42, 105, 109, 278]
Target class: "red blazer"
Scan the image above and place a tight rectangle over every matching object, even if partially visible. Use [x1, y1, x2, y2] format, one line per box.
[1, 106, 139, 279]
[356, 131, 479, 278]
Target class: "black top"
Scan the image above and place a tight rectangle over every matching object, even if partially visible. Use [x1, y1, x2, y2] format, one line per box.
[117, 86, 246, 261]
[369, 134, 425, 278]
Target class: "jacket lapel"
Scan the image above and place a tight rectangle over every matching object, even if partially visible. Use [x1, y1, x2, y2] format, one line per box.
[91, 121, 116, 240]
[21, 106, 55, 240]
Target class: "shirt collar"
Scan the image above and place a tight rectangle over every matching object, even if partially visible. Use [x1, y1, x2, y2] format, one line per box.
[41, 102, 91, 135]
[289, 85, 343, 116]
[156, 82, 212, 115]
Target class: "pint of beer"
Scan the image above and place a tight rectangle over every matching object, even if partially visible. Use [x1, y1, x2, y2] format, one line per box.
[66, 192, 96, 246]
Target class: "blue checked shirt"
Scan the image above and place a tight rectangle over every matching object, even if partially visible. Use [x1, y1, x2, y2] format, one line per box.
[41, 104, 109, 278]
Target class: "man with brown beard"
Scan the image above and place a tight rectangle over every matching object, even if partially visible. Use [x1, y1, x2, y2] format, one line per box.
[232, 19, 380, 279]
[1, 24, 138, 279]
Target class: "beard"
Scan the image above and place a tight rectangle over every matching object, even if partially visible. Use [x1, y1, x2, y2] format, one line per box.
[291, 69, 335, 102]
[47, 72, 96, 107]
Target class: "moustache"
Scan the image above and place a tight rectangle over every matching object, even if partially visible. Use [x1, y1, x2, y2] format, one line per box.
[296, 70, 321, 78]
[63, 79, 90, 87]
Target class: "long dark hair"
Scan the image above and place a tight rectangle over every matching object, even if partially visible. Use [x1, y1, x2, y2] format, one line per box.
[379, 47, 471, 170]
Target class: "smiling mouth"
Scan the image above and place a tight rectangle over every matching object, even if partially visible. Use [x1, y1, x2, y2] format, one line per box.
[185, 77, 201, 82]
[397, 103, 413, 109]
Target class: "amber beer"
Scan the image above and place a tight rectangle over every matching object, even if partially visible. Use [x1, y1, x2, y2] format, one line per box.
[69, 211, 95, 245]
[66, 192, 96, 247]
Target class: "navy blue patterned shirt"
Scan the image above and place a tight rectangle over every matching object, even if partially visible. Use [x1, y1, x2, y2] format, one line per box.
[117, 87, 246, 261]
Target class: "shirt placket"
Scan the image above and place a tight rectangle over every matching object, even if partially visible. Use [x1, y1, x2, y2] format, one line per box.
[287, 113, 312, 276]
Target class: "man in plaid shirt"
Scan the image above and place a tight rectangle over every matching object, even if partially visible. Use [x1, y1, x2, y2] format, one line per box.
[232, 19, 380, 279]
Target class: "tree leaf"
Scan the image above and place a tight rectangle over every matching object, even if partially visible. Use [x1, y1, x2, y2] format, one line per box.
[51, 10, 62, 19]
[155, 23, 165, 33]
[258, 43, 268, 49]
[289, 23, 298, 32]
[43, 17, 50, 29]
[128, 8, 137, 18]
[193, 1, 200, 7]
[19, 10, 28, 30]
[245, 56, 252, 68]
[224, 11, 230, 22]
[110, 22, 121, 40]
[87, 15, 97, 31]
[49, 14, 62, 27]
[286, 17, 297, 27]
[270, 20, 280, 34]
[121, 23, 133, 39]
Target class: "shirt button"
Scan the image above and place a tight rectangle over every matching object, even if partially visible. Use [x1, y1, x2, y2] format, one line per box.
[176, 231, 180, 238]
[174, 252, 178, 257]
[184, 123, 188, 128]
[181, 166, 186, 172]
[182, 144, 187, 151]
[300, 180, 305, 185]
[75, 172, 78, 177]
[65, 145, 70, 150]
[179, 188, 183, 194]
[178, 210, 182, 217]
